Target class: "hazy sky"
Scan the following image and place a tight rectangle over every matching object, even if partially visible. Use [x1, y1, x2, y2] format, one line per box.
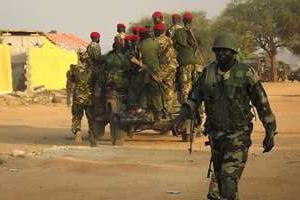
[0, 0, 230, 52]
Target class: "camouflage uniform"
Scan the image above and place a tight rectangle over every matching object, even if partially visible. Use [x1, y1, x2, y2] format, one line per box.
[172, 22, 204, 141]
[156, 33, 178, 112]
[182, 33, 277, 200]
[115, 32, 127, 46]
[167, 24, 183, 39]
[172, 25, 203, 103]
[87, 41, 107, 138]
[71, 52, 96, 145]
[66, 64, 76, 106]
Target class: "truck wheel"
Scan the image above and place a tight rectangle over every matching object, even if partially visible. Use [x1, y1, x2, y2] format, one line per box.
[181, 133, 191, 142]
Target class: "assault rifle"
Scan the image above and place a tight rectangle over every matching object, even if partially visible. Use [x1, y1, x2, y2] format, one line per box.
[130, 56, 169, 113]
[130, 56, 169, 88]
[187, 28, 205, 64]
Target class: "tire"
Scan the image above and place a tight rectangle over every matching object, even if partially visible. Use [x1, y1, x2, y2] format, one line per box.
[181, 133, 191, 142]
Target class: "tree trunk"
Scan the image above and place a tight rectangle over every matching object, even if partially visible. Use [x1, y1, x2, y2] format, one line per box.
[269, 53, 277, 82]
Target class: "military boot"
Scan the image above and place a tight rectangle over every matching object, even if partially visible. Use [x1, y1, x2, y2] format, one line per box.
[74, 130, 83, 145]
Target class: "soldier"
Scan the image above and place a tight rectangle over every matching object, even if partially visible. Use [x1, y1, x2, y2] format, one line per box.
[172, 11, 203, 104]
[172, 11, 204, 140]
[152, 11, 164, 25]
[132, 26, 141, 41]
[66, 64, 76, 107]
[115, 23, 127, 46]
[86, 31, 107, 139]
[87, 32, 102, 64]
[71, 50, 97, 147]
[169, 33, 277, 200]
[153, 23, 178, 113]
[136, 27, 164, 121]
[104, 41, 131, 145]
[166, 13, 183, 38]
[277, 62, 286, 81]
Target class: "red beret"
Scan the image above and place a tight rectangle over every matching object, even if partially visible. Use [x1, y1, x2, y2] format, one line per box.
[140, 27, 151, 33]
[154, 23, 165, 31]
[124, 35, 133, 41]
[90, 32, 100, 39]
[152, 11, 163, 18]
[117, 23, 126, 28]
[172, 14, 181, 19]
[132, 26, 141, 33]
[183, 12, 193, 20]
[131, 35, 140, 42]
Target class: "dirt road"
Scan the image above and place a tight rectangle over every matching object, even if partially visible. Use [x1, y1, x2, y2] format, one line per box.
[0, 82, 299, 200]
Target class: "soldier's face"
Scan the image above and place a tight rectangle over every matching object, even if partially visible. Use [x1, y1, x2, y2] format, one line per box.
[214, 48, 235, 66]
[153, 17, 162, 24]
[117, 27, 125, 33]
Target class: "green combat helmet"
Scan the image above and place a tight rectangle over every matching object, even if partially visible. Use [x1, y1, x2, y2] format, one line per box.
[212, 32, 238, 53]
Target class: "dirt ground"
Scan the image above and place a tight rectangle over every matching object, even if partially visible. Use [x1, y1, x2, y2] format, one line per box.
[0, 82, 299, 200]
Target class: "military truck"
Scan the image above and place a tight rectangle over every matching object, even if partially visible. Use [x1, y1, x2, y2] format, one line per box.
[288, 68, 300, 81]
[243, 56, 271, 82]
[105, 85, 193, 145]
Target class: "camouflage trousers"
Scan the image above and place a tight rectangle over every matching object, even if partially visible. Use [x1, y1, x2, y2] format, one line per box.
[178, 64, 202, 104]
[162, 77, 178, 113]
[208, 125, 252, 200]
[71, 102, 94, 135]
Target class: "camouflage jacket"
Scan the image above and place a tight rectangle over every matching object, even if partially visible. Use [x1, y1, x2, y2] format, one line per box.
[186, 60, 276, 133]
[72, 62, 95, 105]
[87, 42, 102, 66]
[167, 24, 183, 38]
[172, 26, 202, 66]
[156, 34, 177, 80]
[66, 64, 76, 89]
[104, 50, 131, 90]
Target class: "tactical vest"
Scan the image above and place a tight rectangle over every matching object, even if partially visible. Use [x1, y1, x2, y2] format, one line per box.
[105, 52, 129, 90]
[202, 62, 253, 131]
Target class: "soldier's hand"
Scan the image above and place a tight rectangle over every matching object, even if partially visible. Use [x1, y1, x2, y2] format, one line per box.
[162, 105, 191, 135]
[263, 132, 276, 153]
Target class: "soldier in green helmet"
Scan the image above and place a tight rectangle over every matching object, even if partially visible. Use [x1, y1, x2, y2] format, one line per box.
[168, 32, 277, 200]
